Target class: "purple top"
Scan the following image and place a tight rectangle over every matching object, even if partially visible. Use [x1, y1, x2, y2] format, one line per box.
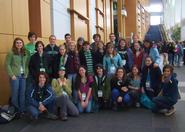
[79, 76, 93, 95]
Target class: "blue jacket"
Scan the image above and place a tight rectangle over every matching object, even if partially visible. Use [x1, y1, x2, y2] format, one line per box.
[142, 47, 161, 68]
[161, 75, 179, 104]
[103, 53, 123, 74]
[27, 84, 55, 107]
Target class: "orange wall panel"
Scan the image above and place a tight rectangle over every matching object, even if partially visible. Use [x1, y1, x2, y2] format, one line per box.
[0, 54, 11, 105]
[106, 0, 111, 42]
[41, 0, 51, 38]
[0, 0, 13, 34]
[12, 0, 29, 36]
[73, 0, 87, 17]
[0, 34, 14, 53]
[97, 0, 103, 12]
[74, 15, 88, 41]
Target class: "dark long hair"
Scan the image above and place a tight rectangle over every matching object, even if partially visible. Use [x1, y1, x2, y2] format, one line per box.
[12, 37, 26, 55]
[36, 72, 49, 86]
[75, 65, 88, 90]
[113, 67, 127, 82]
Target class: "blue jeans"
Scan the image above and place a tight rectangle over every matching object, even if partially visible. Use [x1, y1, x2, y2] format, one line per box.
[10, 76, 26, 112]
[112, 88, 132, 106]
[27, 100, 55, 119]
[77, 99, 92, 113]
[152, 96, 176, 112]
[68, 73, 78, 104]
[168, 53, 174, 65]
[174, 54, 182, 66]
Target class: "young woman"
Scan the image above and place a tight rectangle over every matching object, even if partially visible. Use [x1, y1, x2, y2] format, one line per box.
[127, 65, 141, 107]
[27, 72, 57, 120]
[141, 56, 162, 100]
[142, 40, 161, 69]
[29, 41, 51, 82]
[5, 37, 29, 114]
[92, 64, 111, 111]
[25, 32, 37, 56]
[152, 65, 179, 116]
[53, 45, 68, 78]
[117, 38, 133, 72]
[132, 42, 143, 71]
[66, 41, 80, 104]
[77, 37, 84, 52]
[111, 67, 131, 110]
[94, 41, 106, 65]
[103, 43, 123, 76]
[75, 66, 93, 113]
[51, 66, 79, 121]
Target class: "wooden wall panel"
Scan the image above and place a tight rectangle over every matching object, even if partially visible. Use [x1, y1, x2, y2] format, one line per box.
[41, 0, 51, 38]
[105, 0, 111, 42]
[73, 0, 87, 17]
[12, 0, 29, 36]
[0, 53, 10, 105]
[98, 13, 104, 28]
[97, 0, 104, 12]
[74, 15, 88, 41]
[125, 0, 137, 38]
[0, 0, 13, 34]
[0, 34, 13, 53]
[28, 0, 41, 37]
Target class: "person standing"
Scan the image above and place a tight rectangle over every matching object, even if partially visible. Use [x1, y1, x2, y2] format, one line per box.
[44, 35, 59, 78]
[5, 37, 29, 114]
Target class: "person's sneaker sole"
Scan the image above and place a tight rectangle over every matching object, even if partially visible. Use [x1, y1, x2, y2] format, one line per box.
[165, 108, 176, 116]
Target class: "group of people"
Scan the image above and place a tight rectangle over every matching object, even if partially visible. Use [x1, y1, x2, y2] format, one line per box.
[4, 32, 180, 121]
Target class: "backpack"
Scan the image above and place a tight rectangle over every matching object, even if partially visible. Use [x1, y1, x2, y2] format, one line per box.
[0, 106, 17, 124]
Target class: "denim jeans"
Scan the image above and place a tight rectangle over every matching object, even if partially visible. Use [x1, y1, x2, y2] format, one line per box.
[77, 99, 92, 113]
[112, 88, 132, 106]
[168, 53, 174, 65]
[67, 73, 78, 104]
[152, 96, 176, 112]
[27, 100, 55, 119]
[10, 75, 26, 112]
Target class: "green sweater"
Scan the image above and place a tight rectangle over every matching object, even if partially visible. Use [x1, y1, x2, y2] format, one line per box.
[5, 51, 29, 78]
[51, 78, 72, 97]
[25, 43, 36, 56]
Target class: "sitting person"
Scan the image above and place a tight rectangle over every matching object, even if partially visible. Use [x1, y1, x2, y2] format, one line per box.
[111, 67, 132, 110]
[51, 66, 79, 121]
[127, 65, 141, 107]
[152, 65, 179, 116]
[141, 56, 162, 100]
[75, 66, 93, 113]
[27, 72, 57, 120]
[92, 64, 111, 111]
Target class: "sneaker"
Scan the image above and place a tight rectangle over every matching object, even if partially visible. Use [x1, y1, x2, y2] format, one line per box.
[165, 107, 176, 116]
[159, 109, 168, 114]
[135, 102, 140, 108]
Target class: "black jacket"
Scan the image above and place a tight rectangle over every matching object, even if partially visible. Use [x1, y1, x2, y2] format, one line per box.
[29, 52, 52, 80]
[141, 64, 162, 99]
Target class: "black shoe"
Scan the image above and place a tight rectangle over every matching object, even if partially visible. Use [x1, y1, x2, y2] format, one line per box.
[42, 111, 58, 120]
[112, 102, 117, 111]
